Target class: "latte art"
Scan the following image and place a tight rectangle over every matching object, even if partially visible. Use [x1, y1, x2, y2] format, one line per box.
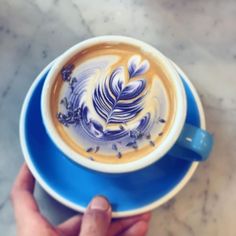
[51, 43, 176, 163]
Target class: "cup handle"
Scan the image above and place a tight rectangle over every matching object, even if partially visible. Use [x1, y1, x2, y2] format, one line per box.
[169, 124, 214, 161]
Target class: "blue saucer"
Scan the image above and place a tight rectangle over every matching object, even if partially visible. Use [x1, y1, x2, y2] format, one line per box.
[20, 63, 202, 217]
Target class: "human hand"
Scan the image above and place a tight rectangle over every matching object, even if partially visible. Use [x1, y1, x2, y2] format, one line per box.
[11, 164, 151, 236]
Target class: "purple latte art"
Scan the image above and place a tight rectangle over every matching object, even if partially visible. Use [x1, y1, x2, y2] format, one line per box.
[57, 54, 169, 158]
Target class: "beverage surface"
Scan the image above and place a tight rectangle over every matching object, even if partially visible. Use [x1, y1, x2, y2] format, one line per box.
[50, 43, 176, 163]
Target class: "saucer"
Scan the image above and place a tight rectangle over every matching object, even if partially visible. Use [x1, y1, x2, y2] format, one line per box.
[20, 61, 205, 217]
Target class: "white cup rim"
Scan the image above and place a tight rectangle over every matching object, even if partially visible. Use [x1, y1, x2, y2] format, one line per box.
[41, 35, 187, 173]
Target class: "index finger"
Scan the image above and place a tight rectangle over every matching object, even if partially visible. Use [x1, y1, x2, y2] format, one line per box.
[11, 163, 39, 222]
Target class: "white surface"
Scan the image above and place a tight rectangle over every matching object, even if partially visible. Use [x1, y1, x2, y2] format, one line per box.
[0, 0, 235, 235]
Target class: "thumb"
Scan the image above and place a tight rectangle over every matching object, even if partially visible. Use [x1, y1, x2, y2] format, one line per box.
[80, 196, 112, 236]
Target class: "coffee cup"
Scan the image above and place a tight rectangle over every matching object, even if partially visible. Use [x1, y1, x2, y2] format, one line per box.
[41, 36, 213, 173]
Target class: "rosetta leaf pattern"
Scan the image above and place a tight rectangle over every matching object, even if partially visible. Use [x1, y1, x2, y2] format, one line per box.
[57, 55, 155, 143]
[93, 63, 147, 124]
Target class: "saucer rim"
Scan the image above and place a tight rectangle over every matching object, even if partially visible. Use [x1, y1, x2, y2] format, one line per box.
[19, 60, 204, 217]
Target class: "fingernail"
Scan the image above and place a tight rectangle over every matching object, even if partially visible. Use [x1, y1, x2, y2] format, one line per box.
[90, 196, 110, 211]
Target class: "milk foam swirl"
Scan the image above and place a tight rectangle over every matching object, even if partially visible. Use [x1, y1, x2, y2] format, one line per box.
[57, 54, 168, 156]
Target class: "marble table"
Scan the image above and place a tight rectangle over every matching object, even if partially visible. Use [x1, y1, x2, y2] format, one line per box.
[0, 0, 235, 235]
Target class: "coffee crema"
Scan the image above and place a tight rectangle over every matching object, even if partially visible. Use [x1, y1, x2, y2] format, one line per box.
[50, 43, 176, 164]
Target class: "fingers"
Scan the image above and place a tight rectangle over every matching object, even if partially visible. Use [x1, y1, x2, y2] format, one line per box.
[119, 221, 148, 236]
[11, 164, 39, 224]
[80, 196, 112, 236]
[12, 163, 35, 194]
[57, 215, 82, 236]
[108, 212, 151, 236]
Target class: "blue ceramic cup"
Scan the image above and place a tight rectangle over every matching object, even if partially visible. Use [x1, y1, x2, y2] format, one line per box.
[41, 36, 213, 174]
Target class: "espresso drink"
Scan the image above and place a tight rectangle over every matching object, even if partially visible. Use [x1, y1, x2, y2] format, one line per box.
[51, 43, 176, 164]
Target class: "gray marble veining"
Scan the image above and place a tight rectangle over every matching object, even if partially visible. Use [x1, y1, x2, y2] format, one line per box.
[0, 0, 236, 235]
